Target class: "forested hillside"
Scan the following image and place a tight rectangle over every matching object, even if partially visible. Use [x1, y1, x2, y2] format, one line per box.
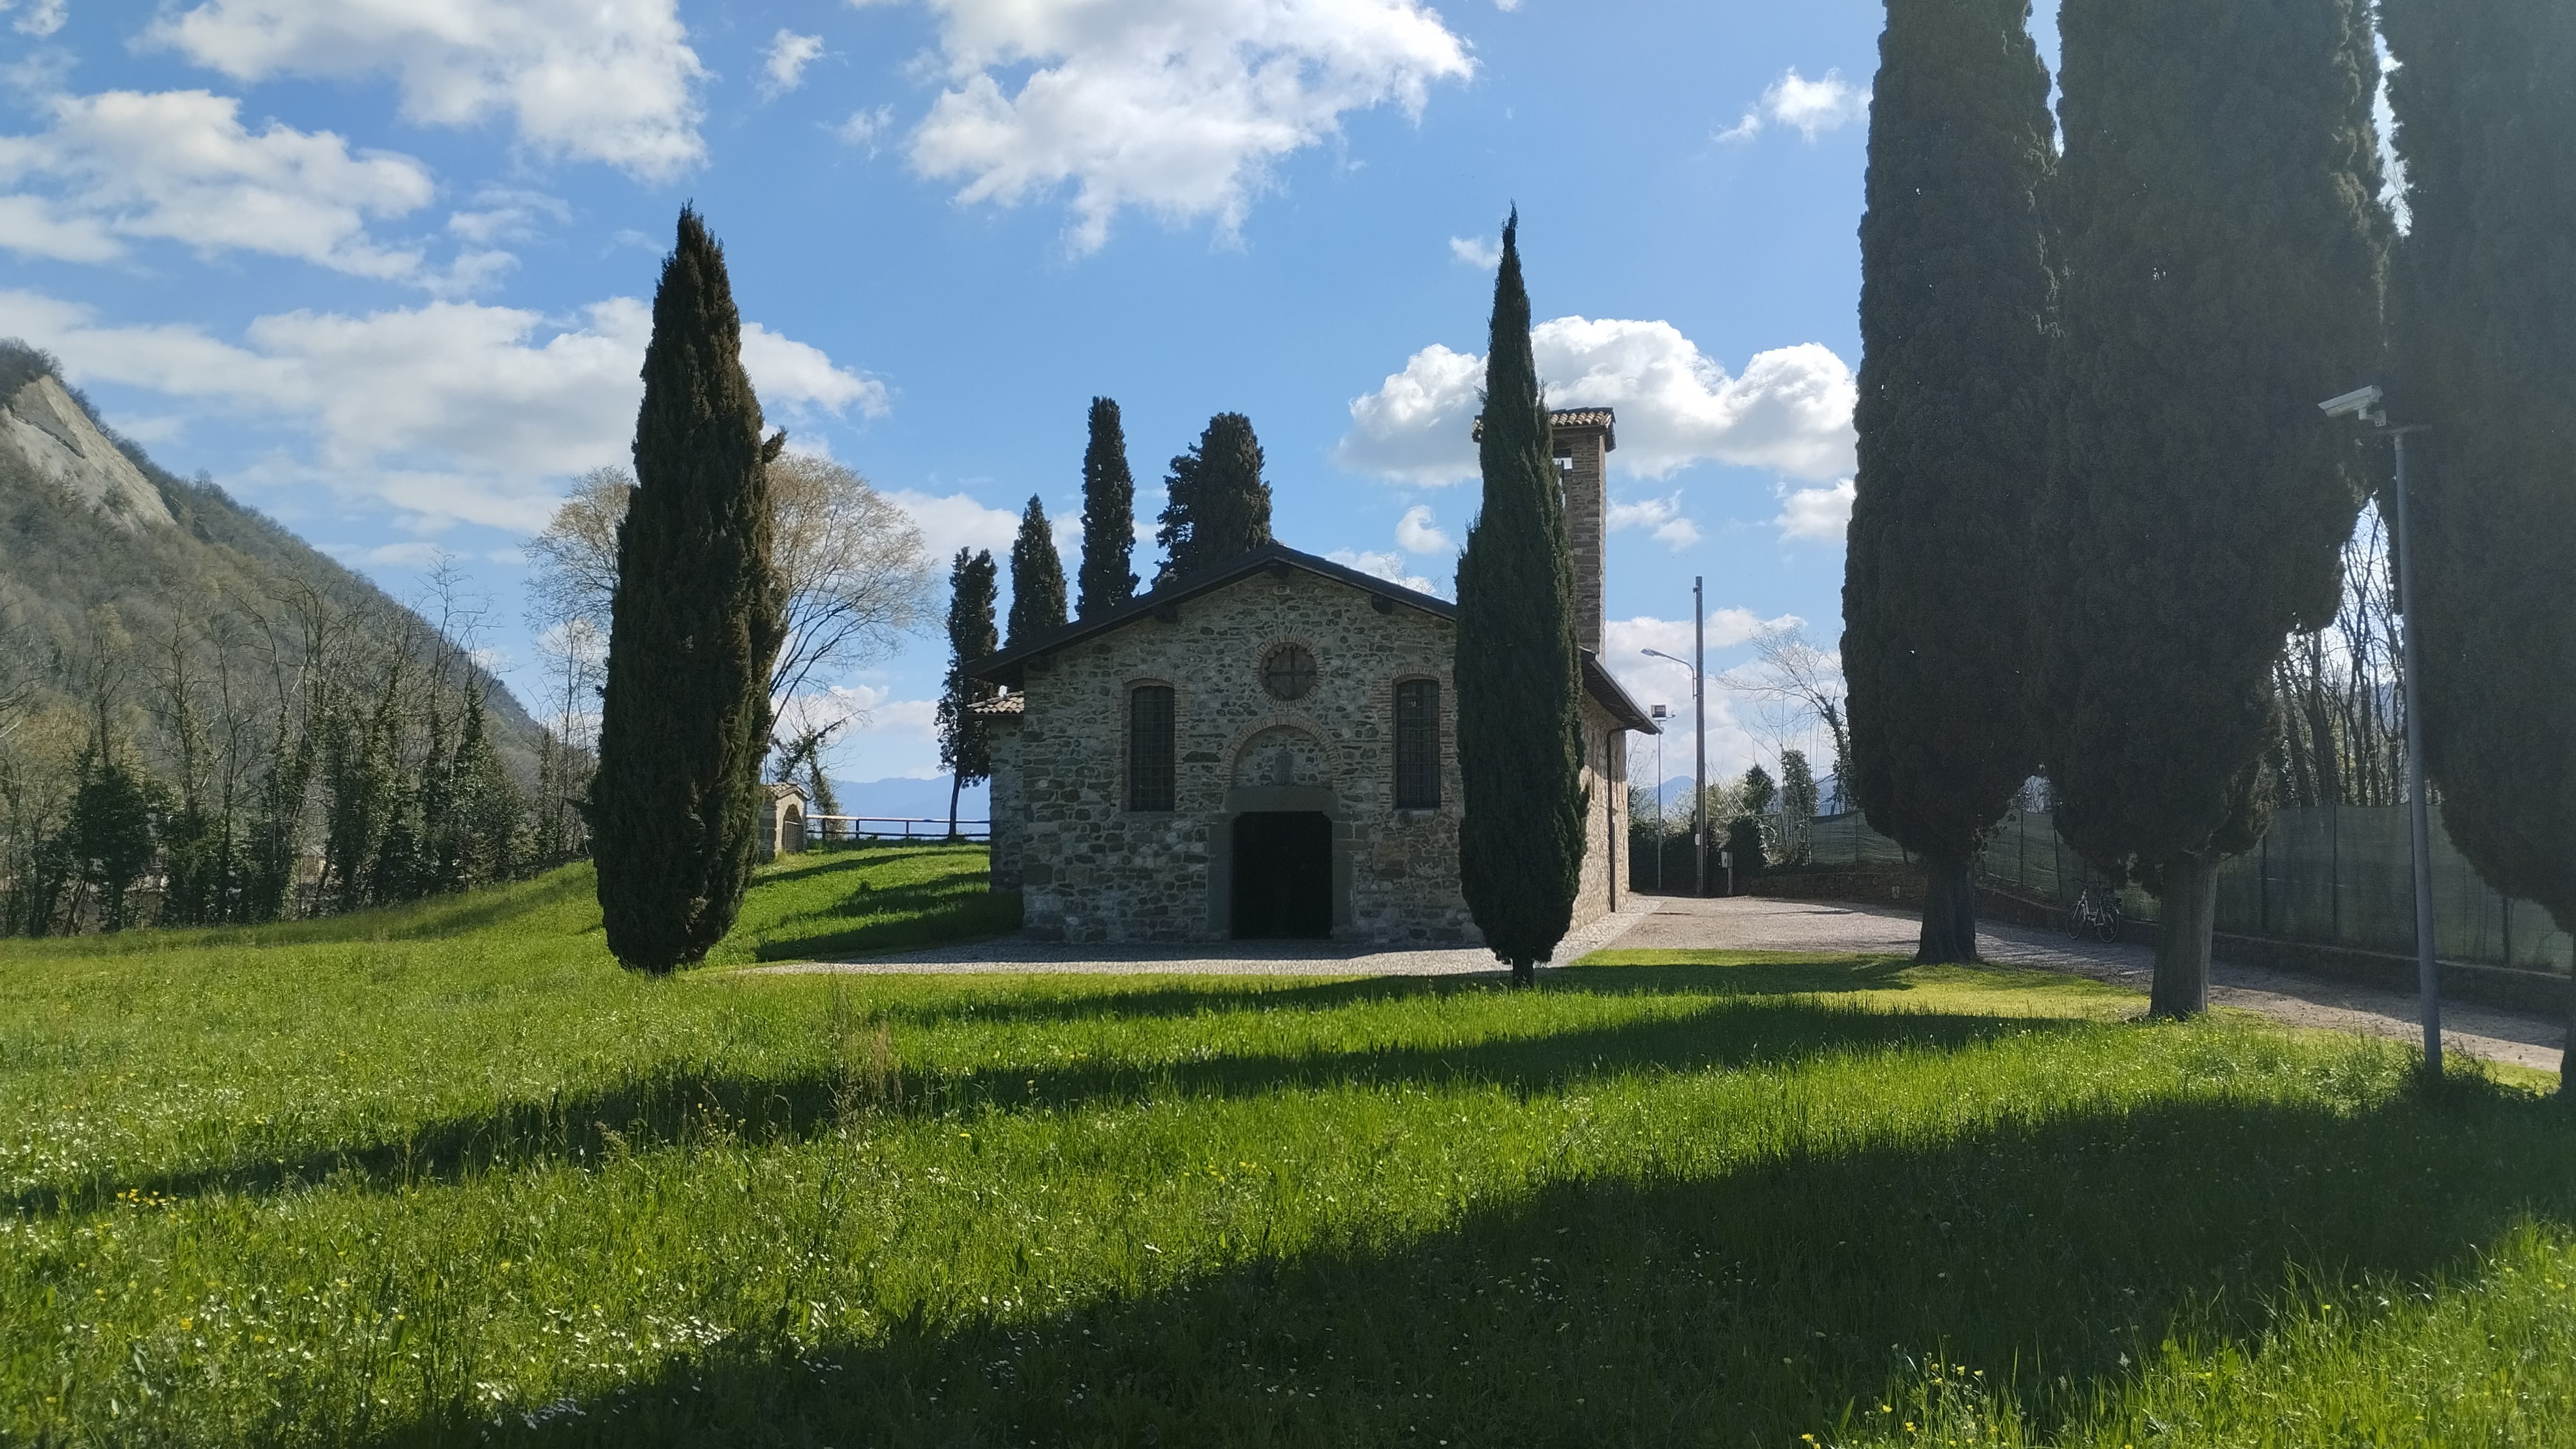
[0, 341, 568, 933]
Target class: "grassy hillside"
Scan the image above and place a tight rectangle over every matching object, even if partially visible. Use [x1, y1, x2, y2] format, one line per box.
[5, 847, 2574, 1445]
[0, 342, 548, 779]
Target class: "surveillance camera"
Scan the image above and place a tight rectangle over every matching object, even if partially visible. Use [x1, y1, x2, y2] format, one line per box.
[2318, 385, 2385, 421]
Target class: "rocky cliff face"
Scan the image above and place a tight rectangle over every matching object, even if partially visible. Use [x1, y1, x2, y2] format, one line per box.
[0, 374, 175, 530]
[0, 350, 550, 782]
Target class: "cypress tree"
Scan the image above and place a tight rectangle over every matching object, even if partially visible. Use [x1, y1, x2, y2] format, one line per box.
[2382, 0, 2576, 1085]
[591, 207, 788, 974]
[1007, 496, 1068, 644]
[1076, 397, 1138, 618]
[1454, 212, 1587, 989]
[1154, 413, 1271, 585]
[936, 548, 1000, 838]
[1843, 0, 2055, 964]
[2040, 0, 2386, 1016]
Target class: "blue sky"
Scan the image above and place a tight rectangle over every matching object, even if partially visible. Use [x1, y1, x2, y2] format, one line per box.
[0, 0, 1947, 794]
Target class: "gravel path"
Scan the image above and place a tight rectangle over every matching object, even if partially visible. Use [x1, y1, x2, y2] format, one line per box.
[754, 893, 1661, 981]
[1622, 895, 2564, 1075]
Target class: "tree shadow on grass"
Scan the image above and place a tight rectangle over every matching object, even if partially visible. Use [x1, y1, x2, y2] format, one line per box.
[12, 991, 2063, 1219]
[753, 844, 986, 891]
[397, 1079, 2576, 1448]
[735, 891, 1024, 963]
[809, 957, 1927, 1033]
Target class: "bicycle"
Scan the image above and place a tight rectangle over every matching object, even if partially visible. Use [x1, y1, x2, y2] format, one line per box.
[2065, 882, 2126, 943]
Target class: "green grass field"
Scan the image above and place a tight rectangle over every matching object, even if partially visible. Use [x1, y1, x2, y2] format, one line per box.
[5, 845, 2575, 1446]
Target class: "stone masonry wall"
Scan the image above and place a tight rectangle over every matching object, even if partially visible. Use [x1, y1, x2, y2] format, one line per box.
[1002, 568, 1473, 946]
[1571, 693, 1629, 938]
[984, 713, 1025, 889]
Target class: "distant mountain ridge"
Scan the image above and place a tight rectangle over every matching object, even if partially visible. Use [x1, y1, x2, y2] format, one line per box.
[0, 342, 547, 775]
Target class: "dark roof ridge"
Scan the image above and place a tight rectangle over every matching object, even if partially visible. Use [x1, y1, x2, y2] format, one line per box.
[964, 541, 1451, 686]
[964, 539, 1657, 736]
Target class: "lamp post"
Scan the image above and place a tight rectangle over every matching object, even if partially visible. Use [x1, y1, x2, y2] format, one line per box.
[1643, 576, 1708, 895]
[1650, 703, 1671, 893]
[2320, 384, 2440, 1077]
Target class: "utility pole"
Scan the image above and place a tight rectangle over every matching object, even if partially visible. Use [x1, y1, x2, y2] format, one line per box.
[2389, 424, 2439, 1075]
[2320, 384, 2440, 1077]
[1641, 578, 1711, 897]
[1693, 575, 1707, 898]
[1650, 703, 1669, 893]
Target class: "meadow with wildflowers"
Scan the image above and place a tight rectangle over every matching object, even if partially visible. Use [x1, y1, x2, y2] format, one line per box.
[4, 845, 2575, 1446]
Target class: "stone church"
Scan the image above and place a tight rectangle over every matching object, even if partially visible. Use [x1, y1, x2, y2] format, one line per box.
[970, 409, 1656, 947]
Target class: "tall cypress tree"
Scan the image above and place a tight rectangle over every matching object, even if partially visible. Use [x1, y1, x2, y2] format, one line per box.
[2382, 0, 2576, 1084]
[1454, 212, 1587, 989]
[1843, 0, 2056, 964]
[2040, 0, 2386, 1016]
[591, 207, 787, 974]
[1154, 413, 1271, 585]
[936, 548, 1000, 838]
[1007, 496, 1068, 644]
[1076, 397, 1137, 618]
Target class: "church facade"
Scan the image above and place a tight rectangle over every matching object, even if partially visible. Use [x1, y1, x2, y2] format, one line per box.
[969, 410, 1654, 948]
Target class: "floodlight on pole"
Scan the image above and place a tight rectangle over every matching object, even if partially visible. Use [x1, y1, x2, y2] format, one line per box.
[2320, 383, 2439, 1077]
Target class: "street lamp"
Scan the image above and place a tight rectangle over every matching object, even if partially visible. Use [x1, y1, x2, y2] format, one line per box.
[1649, 703, 1671, 893]
[2320, 383, 2440, 1076]
[1643, 576, 1709, 897]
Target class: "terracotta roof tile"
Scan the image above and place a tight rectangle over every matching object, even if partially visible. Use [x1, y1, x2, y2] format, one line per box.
[1468, 407, 1617, 451]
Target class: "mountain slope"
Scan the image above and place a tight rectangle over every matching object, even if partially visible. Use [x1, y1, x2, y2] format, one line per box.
[0, 342, 547, 779]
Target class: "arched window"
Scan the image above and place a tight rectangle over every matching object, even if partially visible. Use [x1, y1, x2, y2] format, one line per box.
[1128, 685, 1176, 811]
[1394, 679, 1440, 809]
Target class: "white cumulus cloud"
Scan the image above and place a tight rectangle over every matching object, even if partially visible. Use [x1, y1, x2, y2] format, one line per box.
[763, 30, 825, 98]
[1337, 318, 1856, 486]
[1774, 477, 1855, 543]
[150, 0, 708, 180]
[1606, 493, 1703, 551]
[447, 187, 571, 246]
[1718, 67, 1869, 145]
[5, 0, 66, 37]
[888, 488, 1020, 565]
[0, 89, 442, 280]
[899, 0, 1474, 252]
[0, 288, 882, 533]
[1447, 233, 1499, 269]
[1394, 503, 1451, 554]
[1601, 608, 1795, 782]
[837, 104, 896, 153]
[1326, 547, 1440, 597]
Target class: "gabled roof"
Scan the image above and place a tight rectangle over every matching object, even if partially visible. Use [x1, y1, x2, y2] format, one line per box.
[965, 539, 1658, 734]
[1581, 653, 1659, 734]
[965, 541, 1449, 689]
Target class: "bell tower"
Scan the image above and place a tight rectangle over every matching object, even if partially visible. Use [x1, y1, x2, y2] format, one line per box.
[1547, 408, 1616, 655]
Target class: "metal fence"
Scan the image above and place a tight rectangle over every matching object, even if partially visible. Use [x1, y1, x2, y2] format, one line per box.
[1802, 805, 2575, 974]
[804, 815, 990, 843]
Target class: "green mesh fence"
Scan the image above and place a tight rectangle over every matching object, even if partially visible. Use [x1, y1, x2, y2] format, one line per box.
[1804, 811, 1918, 869]
[1972, 807, 2574, 974]
[1657, 806, 2571, 974]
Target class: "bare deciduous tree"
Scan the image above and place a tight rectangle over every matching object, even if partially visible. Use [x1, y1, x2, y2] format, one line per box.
[526, 456, 932, 719]
[1727, 623, 1854, 810]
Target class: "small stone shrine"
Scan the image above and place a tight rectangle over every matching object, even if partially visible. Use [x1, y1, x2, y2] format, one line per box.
[968, 410, 1656, 946]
